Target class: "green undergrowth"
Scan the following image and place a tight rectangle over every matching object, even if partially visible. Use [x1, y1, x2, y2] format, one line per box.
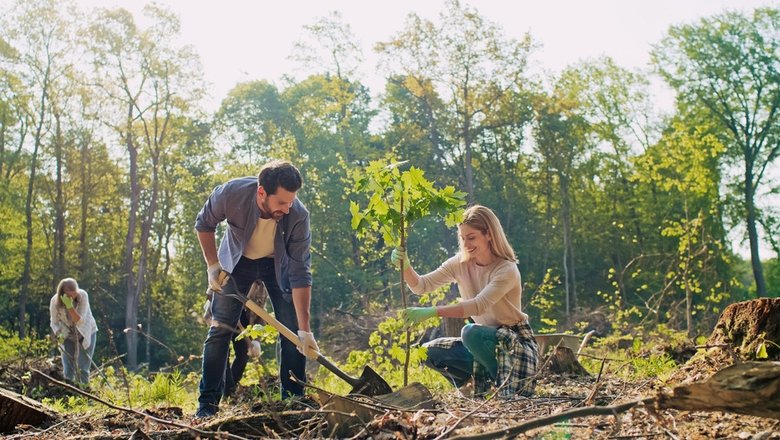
[578, 325, 691, 382]
[0, 329, 50, 362]
[22, 322, 701, 415]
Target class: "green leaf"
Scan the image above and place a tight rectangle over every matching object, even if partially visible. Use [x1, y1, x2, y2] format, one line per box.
[756, 342, 768, 359]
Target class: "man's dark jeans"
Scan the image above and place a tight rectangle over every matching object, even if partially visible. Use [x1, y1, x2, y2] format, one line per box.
[198, 257, 305, 413]
[224, 309, 250, 397]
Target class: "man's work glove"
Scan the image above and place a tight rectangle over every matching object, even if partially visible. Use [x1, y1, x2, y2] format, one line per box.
[401, 307, 438, 325]
[60, 295, 74, 310]
[390, 247, 410, 270]
[207, 262, 225, 292]
[297, 330, 320, 360]
[248, 340, 262, 358]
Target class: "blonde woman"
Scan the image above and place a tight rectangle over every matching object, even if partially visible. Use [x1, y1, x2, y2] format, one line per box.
[392, 205, 538, 397]
[49, 278, 98, 385]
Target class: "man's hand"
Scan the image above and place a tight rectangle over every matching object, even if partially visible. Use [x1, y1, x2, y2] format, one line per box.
[401, 307, 437, 325]
[390, 247, 410, 270]
[207, 263, 225, 291]
[297, 330, 320, 360]
[60, 295, 74, 310]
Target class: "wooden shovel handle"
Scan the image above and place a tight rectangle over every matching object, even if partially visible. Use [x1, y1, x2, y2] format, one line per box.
[241, 299, 301, 349]
[241, 298, 361, 388]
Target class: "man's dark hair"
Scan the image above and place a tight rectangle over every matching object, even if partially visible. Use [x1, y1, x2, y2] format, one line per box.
[258, 160, 303, 195]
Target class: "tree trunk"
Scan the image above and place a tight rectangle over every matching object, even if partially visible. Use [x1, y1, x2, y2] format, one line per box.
[744, 171, 767, 296]
[78, 132, 90, 275]
[559, 173, 576, 320]
[53, 112, 65, 283]
[19, 64, 50, 338]
[463, 86, 473, 203]
[123, 110, 139, 370]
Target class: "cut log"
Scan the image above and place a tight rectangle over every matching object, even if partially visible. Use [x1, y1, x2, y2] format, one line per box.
[707, 298, 780, 360]
[0, 387, 56, 433]
[658, 361, 780, 419]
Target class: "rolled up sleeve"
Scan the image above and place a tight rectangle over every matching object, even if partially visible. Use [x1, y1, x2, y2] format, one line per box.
[49, 295, 66, 337]
[195, 184, 226, 232]
[75, 291, 97, 350]
[409, 257, 458, 295]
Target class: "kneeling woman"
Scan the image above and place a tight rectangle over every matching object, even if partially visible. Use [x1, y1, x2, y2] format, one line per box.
[393, 205, 538, 397]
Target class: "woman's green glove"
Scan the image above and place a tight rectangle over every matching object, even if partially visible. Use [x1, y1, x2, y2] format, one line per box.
[61, 295, 74, 309]
[401, 307, 437, 325]
[390, 247, 410, 270]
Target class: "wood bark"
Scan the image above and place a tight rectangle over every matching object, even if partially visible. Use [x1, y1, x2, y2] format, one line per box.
[707, 298, 780, 360]
[658, 361, 780, 419]
[0, 387, 56, 434]
[543, 346, 589, 376]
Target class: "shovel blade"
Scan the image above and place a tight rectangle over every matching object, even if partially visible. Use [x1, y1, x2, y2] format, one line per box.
[348, 366, 393, 396]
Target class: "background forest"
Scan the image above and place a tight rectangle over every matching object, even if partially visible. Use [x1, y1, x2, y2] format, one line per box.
[0, 0, 778, 376]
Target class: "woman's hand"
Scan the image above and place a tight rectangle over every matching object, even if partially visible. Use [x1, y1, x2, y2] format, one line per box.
[401, 307, 437, 325]
[391, 247, 410, 270]
[61, 295, 74, 309]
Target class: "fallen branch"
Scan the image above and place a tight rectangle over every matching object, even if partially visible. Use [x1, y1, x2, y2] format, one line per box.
[447, 397, 655, 439]
[657, 361, 780, 419]
[32, 369, 249, 440]
[449, 361, 780, 438]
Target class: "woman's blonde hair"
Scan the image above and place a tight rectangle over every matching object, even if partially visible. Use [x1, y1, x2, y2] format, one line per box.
[458, 205, 517, 263]
[56, 278, 79, 296]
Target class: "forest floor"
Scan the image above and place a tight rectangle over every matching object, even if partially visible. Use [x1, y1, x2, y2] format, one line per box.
[3, 362, 779, 439]
[2, 318, 780, 439]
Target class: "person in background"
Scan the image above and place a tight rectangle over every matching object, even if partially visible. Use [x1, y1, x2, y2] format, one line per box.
[194, 159, 318, 418]
[49, 277, 98, 386]
[392, 205, 538, 398]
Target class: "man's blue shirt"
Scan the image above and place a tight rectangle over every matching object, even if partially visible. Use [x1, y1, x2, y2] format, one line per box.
[195, 176, 312, 293]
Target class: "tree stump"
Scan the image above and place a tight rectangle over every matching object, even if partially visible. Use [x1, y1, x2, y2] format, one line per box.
[441, 317, 465, 337]
[0, 387, 56, 433]
[707, 298, 780, 360]
[543, 347, 589, 376]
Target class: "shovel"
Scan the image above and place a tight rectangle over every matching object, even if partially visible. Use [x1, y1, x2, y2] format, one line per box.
[213, 275, 393, 397]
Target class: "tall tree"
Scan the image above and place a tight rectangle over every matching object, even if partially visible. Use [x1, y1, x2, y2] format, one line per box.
[633, 115, 731, 334]
[532, 87, 592, 320]
[559, 58, 661, 308]
[376, 0, 533, 202]
[86, 4, 204, 369]
[0, 0, 77, 337]
[653, 7, 780, 296]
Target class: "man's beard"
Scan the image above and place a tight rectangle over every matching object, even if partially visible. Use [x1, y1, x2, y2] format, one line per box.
[261, 198, 284, 221]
